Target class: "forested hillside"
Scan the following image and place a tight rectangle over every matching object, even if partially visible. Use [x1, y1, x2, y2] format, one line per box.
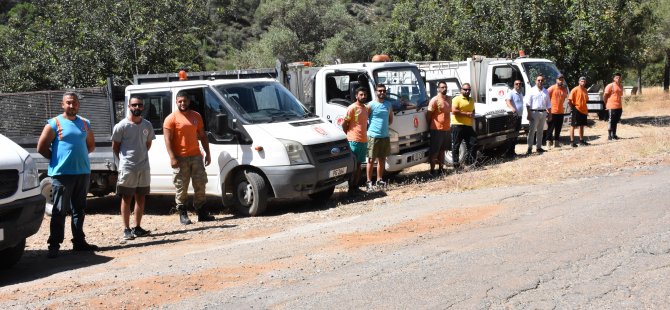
[1, 0, 668, 92]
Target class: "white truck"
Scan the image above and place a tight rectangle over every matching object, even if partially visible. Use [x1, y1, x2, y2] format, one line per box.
[0, 134, 45, 268]
[137, 60, 433, 174]
[126, 78, 354, 216]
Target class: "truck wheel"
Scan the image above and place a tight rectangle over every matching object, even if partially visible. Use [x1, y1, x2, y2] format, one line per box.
[232, 170, 267, 216]
[0, 239, 25, 269]
[40, 177, 54, 217]
[445, 142, 466, 165]
[308, 186, 335, 202]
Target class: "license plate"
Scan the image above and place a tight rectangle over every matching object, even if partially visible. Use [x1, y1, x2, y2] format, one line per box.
[411, 152, 424, 162]
[0, 228, 4, 242]
[329, 167, 347, 178]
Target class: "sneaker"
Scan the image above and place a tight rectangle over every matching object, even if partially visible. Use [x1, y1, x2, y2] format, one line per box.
[376, 180, 387, 188]
[526, 148, 532, 155]
[47, 246, 59, 258]
[580, 140, 590, 146]
[72, 241, 99, 251]
[366, 181, 374, 193]
[123, 228, 135, 240]
[132, 226, 150, 238]
[536, 148, 546, 154]
[571, 142, 578, 148]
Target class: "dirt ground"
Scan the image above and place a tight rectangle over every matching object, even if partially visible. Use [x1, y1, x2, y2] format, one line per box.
[2, 89, 669, 308]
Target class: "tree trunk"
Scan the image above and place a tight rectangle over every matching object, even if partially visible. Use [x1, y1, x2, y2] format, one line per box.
[664, 49, 670, 93]
[637, 64, 642, 95]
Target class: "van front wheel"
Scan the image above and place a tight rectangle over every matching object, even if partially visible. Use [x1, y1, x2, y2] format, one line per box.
[232, 171, 267, 216]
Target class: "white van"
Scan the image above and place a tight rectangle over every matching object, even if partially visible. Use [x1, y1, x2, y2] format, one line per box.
[0, 134, 45, 268]
[125, 78, 354, 216]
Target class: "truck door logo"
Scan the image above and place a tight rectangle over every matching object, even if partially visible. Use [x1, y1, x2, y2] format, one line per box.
[413, 116, 419, 128]
[498, 89, 506, 97]
[313, 126, 328, 136]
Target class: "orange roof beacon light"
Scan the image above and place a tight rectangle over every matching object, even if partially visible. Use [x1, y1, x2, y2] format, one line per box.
[254, 146, 264, 152]
[371, 54, 391, 62]
[178, 69, 188, 81]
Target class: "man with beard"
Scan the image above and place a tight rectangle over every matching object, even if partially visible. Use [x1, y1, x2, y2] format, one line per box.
[426, 81, 451, 175]
[450, 83, 477, 170]
[568, 76, 591, 147]
[37, 92, 98, 258]
[163, 91, 214, 225]
[366, 83, 393, 192]
[112, 96, 155, 240]
[545, 74, 568, 147]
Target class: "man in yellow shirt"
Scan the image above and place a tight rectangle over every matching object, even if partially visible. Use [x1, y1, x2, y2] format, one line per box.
[450, 83, 476, 170]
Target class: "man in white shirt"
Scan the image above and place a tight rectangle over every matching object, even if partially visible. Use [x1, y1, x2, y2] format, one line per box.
[505, 79, 524, 158]
[524, 75, 551, 155]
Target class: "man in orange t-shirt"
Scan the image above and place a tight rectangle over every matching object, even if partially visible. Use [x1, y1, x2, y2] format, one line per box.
[341, 87, 369, 195]
[603, 72, 624, 140]
[568, 76, 590, 147]
[545, 74, 568, 147]
[163, 91, 213, 225]
[426, 81, 451, 175]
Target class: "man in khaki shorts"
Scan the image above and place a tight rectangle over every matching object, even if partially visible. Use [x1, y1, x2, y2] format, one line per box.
[112, 96, 155, 240]
[366, 83, 393, 192]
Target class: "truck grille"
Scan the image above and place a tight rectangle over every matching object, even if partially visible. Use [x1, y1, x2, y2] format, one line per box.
[486, 114, 513, 134]
[0, 170, 19, 199]
[399, 132, 430, 153]
[305, 139, 352, 164]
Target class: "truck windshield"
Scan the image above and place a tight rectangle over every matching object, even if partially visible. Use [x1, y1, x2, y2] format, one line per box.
[214, 81, 309, 123]
[373, 67, 428, 111]
[523, 62, 561, 88]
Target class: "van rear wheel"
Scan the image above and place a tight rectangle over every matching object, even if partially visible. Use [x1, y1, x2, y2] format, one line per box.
[232, 170, 267, 216]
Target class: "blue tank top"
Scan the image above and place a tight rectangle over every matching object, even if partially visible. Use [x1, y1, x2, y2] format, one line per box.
[367, 101, 391, 138]
[47, 115, 91, 175]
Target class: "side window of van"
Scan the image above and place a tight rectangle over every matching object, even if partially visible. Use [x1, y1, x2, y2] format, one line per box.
[139, 91, 171, 134]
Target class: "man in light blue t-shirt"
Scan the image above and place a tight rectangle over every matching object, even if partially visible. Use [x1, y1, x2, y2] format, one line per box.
[37, 92, 98, 258]
[366, 83, 393, 192]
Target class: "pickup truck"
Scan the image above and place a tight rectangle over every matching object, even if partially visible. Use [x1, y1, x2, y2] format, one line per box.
[0, 134, 45, 268]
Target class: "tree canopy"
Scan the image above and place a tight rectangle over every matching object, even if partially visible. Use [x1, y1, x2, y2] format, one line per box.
[0, 0, 667, 92]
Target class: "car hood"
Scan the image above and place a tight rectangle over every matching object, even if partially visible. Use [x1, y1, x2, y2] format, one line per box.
[0, 134, 26, 170]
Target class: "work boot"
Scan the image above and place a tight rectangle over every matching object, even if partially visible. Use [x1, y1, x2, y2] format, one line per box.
[72, 241, 99, 251]
[571, 141, 578, 148]
[197, 207, 215, 222]
[179, 209, 192, 225]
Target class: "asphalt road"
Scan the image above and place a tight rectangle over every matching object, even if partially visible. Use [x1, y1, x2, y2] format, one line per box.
[183, 165, 670, 308]
[2, 164, 669, 309]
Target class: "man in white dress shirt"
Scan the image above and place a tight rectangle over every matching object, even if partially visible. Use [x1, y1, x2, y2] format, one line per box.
[524, 74, 551, 155]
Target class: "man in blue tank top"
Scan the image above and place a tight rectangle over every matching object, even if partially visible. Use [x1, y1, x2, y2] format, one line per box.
[365, 83, 393, 192]
[37, 92, 98, 258]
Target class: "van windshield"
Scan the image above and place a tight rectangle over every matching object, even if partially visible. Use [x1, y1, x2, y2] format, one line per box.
[523, 62, 561, 87]
[373, 67, 428, 111]
[214, 81, 309, 123]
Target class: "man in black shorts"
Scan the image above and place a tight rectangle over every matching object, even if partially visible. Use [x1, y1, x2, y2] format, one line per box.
[568, 76, 590, 147]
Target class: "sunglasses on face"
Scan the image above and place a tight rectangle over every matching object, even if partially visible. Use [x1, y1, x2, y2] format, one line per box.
[514, 83, 521, 85]
[462, 89, 471, 91]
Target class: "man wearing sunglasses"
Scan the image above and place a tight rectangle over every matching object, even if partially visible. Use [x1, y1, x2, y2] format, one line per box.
[112, 96, 155, 240]
[450, 83, 477, 169]
[505, 79, 524, 158]
[366, 83, 393, 192]
[524, 75, 551, 154]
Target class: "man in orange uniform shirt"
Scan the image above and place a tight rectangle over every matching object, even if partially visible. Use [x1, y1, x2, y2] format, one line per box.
[426, 81, 451, 175]
[603, 72, 624, 140]
[341, 87, 369, 195]
[545, 74, 568, 147]
[568, 77, 591, 147]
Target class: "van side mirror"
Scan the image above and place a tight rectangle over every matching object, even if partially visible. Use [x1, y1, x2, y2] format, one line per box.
[215, 113, 230, 135]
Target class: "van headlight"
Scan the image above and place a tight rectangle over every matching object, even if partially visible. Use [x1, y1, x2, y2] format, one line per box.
[22, 155, 40, 191]
[389, 130, 400, 154]
[279, 139, 309, 165]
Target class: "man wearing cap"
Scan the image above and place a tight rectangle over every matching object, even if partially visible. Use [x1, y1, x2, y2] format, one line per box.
[568, 77, 591, 147]
[603, 72, 624, 140]
[524, 74, 551, 155]
[545, 74, 568, 147]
